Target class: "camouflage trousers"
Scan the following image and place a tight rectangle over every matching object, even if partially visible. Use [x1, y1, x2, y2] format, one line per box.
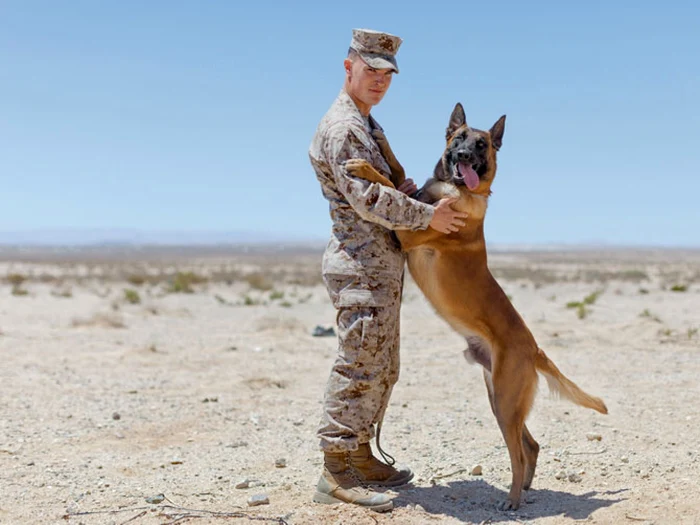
[317, 273, 403, 453]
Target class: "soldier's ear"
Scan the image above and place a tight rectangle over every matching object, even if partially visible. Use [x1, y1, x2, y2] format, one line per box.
[446, 103, 466, 139]
[490, 115, 506, 151]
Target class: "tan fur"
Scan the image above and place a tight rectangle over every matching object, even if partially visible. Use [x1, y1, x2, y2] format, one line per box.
[345, 115, 607, 510]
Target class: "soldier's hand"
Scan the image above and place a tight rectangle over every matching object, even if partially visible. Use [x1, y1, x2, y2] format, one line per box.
[429, 197, 469, 234]
[397, 178, 418, 196]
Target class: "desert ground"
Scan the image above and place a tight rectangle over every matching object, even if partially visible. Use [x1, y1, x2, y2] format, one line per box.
[1, 245, 699, 525]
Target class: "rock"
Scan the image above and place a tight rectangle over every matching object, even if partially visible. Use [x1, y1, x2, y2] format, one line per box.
[621, 456, 630, 463]
[555, 469, 567, 480]
[247, 494, 270, 507]
[112, 412, 121, 421]
[235, 479, 250, 489]
[568, 472, 583, 483]
[586, 432, 602, 441]
[312, 325, 336, 337]
[275, 458, 287, 468]
[146, 494, 165, 504]
[470, 464, 483, 476]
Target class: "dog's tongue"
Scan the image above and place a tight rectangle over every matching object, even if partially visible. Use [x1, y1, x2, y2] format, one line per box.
[458, 162, 480, 190]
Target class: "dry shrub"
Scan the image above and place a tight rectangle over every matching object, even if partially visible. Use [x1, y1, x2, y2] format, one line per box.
[168, 271, 208, 294]
[126, 274, 147, 286]
[242, 377, 287, 390]
[244, 272, 274, 291]
[71, 312, 126, 329]
[51, 288, 73, 298]
[7, 273, 27, 287]
[253, 315, 306, 333]
[491, 267, 560, 286]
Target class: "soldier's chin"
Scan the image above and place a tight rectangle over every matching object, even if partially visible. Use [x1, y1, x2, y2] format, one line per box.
[368, 90, 386, 102]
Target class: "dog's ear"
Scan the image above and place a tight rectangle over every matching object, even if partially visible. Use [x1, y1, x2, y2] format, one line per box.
[446, 103, 466, 139]
[490, 115, 506, 151]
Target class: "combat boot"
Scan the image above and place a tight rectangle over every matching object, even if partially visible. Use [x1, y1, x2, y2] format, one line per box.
[348, 443, 414, 487]
[312, 451, 393, 512]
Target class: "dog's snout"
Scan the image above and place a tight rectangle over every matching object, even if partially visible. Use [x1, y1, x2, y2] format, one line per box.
[456, 149, 473, 161]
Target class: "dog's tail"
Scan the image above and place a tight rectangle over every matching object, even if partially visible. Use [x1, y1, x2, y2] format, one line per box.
[535, 348, 608, 414]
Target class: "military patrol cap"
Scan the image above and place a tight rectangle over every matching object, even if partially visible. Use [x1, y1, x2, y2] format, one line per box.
[350, 28, 402, 74]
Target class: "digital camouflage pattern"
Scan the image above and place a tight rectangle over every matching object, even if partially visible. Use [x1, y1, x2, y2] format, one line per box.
[316, 275, 402, 452]
[309, 89, 434, 280]
[309, 88, 434, 452]
[350, 28, 402, 73]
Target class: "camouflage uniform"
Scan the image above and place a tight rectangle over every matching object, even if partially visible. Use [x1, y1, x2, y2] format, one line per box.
[309, 84, 435, 453]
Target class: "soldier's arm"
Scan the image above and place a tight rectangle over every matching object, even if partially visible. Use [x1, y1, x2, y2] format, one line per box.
[324, 124, 434, 231]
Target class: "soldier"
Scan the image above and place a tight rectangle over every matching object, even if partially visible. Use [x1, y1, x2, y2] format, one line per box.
[309, 28, 468, 512]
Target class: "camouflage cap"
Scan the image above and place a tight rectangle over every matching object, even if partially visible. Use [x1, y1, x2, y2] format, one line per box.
[350, 28, 402, 74]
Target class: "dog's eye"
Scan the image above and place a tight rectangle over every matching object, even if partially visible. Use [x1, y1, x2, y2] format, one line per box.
[476, 139, 486, 149]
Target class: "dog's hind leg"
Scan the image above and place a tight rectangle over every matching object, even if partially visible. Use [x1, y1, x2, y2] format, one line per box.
[521, 424, 539, 490]
[479, 365, 539, 492]
[467, 338, 539, 499]
[489, 353, 538, 511]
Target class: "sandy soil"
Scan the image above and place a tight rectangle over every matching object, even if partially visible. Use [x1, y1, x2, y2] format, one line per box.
[1, 247, 699, 525]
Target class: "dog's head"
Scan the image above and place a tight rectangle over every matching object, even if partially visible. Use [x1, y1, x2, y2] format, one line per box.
[434, 103, 506, 194]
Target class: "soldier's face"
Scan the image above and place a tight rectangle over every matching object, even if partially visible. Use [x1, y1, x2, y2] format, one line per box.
[344, 56, 394, 112]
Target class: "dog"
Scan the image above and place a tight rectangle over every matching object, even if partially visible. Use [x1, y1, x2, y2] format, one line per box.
[345, 103, 607, 511]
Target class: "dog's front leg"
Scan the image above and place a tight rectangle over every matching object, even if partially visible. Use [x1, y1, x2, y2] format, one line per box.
[371, 128, 406, 187]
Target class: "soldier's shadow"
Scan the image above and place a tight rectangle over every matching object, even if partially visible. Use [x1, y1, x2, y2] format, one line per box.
[394, 480, 627, 523]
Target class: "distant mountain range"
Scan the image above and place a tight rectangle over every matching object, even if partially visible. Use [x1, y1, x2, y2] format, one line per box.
[0, 229, 326, 246]
[0, 229, 696, 252]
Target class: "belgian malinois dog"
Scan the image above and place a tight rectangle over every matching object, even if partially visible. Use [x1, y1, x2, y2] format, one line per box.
[345, 103, 607, 511]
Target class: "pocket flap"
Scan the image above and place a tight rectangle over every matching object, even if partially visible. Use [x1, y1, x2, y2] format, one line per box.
[337, 289, 389, 307]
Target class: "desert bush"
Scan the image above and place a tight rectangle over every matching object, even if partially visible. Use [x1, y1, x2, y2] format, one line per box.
[168, 271, 207, 294]
[126, 274, 147, 286]
[566, 289, 603, 320]
[245, 272, 274, 291]
[7, 273, 27, 287]
[124, 288, 141, 304]
[639, 309, 662, 323]
[72, 312, 126, 329]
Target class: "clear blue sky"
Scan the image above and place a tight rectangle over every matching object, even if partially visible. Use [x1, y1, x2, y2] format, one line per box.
[1, 1, 698, 246]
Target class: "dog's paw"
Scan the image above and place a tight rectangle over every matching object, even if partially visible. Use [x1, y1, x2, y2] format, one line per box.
[345, 158, 372, 176]
[498, 498, 520, 512]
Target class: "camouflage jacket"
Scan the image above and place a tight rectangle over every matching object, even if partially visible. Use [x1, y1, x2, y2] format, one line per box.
[309, 89, 434, 281]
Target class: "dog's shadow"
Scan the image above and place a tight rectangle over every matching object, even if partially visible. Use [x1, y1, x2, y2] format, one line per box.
[394, 479, 627, 523]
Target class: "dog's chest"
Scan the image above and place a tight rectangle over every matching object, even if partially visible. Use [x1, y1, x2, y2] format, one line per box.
[407, 248, 446, 312]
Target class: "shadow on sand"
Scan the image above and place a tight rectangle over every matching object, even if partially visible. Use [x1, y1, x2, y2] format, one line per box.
[394, 479, 627, 523]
